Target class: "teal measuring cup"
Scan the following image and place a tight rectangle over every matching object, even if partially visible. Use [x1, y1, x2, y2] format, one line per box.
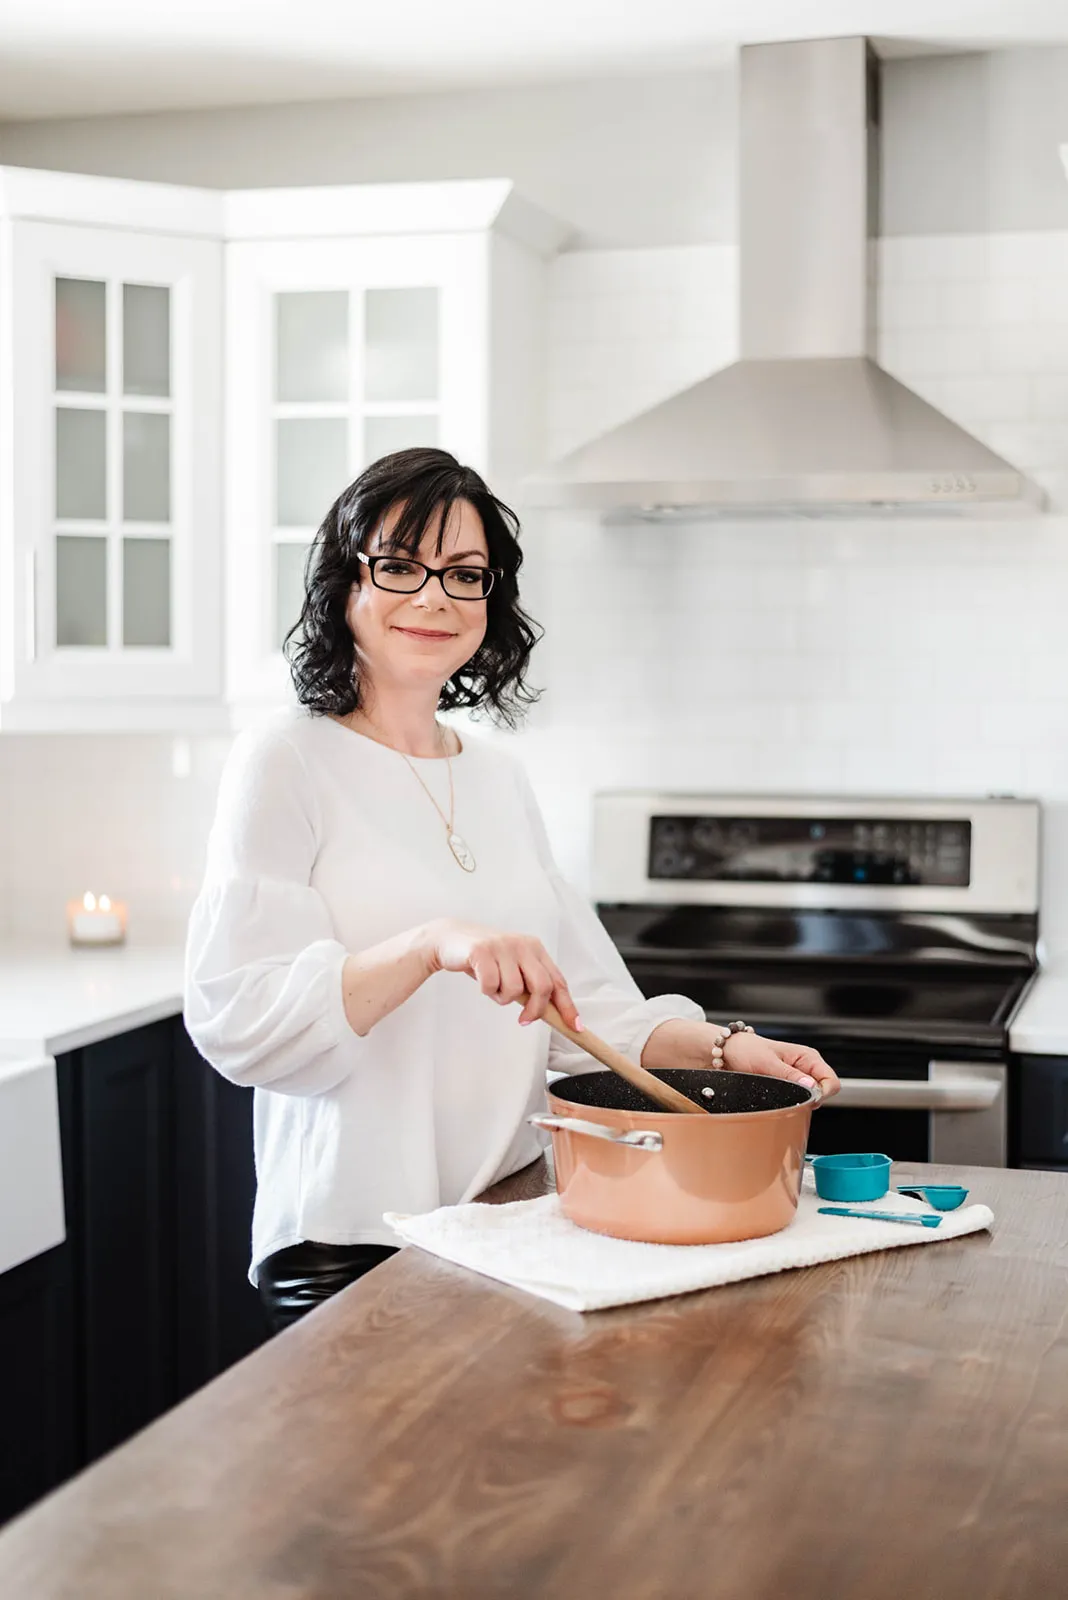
[805, 1152, 892, 1203]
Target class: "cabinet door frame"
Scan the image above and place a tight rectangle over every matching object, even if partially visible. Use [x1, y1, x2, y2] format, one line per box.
[225, 231, 489, 712]
[2, 219, 222, 710]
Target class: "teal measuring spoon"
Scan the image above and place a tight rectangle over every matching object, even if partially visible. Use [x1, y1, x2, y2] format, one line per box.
[818, 1206, 942, 1229]
[894, 1184, 969, 1211]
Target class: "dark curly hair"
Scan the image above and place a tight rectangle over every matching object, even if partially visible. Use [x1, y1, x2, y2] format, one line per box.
[284, 448, 542, 728]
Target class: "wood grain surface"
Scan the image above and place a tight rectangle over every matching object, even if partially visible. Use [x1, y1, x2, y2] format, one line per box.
[1, 1161, 1067, 1599]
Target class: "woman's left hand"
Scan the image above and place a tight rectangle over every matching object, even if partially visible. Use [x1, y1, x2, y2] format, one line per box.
[721, 1030, 840, 1096]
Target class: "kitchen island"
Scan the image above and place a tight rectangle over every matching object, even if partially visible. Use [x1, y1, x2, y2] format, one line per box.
[0, 1159, 1066, 1599]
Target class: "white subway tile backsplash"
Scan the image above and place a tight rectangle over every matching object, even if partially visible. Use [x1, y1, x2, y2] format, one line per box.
[879, 280, 942, 329]
[1030, 376, 1068, 421]
[6, 227, 1068, 928]
[886, 234, 988, 282]
[896, 326, 990, 376]
[0, 733, 231, 942]
[839, 740, 938, 792]
[1023, 747, 1068, 795]
[535, 228, 1068, 902]
[1031, 470, 1068, 513]
[986, 278, 1041, 325]
[987, 323, 1068, 373]
[937, 280, 988, 328]
[982, 422, 1068, 472]
[987, 232, 1068, 277]
[980, 698, 1068, 745]
[1030, 276, 1068, 324]
[934, 743, 1027, 795]
[939, 375, 1031, 424]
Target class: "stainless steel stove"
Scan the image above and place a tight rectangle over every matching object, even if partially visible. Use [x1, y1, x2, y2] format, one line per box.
[593, 794, 1041, 1167]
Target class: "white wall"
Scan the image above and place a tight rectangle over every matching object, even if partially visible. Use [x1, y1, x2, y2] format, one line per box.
[4, 226, 1068, 948]
[0, 735, 232, 944]
[881, 49, 1068, 236]
[0, 71, 737, 250]
[4, 48, 1068, 245]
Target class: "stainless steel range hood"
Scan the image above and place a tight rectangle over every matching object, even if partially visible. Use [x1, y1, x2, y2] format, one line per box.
[526, 37, 1042, 519]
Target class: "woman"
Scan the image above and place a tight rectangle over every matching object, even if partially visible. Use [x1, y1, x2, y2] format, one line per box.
[185, 447, 839, 1333]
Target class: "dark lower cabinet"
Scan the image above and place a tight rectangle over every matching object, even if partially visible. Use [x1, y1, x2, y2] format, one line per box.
[81, 1021, 175, 1461]
[1014, 1053, 1068, 1170]
[0, 1245, 77, 1523]
[0, 1017, 266, 1526]
[172, 1025, 267, 1402]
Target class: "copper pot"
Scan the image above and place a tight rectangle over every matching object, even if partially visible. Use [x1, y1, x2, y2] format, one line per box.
[530, 1068, 819, 1245]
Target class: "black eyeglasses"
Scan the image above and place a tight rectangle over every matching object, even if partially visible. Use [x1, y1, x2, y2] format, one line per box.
[356, 550, 502, 601]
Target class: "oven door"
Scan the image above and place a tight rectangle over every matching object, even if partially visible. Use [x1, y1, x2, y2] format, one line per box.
[803, 1047, 1007, 1166]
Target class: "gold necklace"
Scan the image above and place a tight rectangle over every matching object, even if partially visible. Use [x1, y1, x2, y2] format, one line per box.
[352, 713, 476, 873]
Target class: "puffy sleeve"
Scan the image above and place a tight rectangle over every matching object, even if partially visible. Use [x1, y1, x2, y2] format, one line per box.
[183, 723, 355, 1096]
[514, 765, 706, 1076]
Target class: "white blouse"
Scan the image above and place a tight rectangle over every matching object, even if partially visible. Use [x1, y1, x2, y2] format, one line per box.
[184, 709, 704, 1281]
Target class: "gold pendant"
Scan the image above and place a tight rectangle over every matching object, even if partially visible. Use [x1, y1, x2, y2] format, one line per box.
[448, 831, 476, 872]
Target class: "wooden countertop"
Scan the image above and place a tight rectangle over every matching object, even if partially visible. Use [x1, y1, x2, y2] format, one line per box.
[2, 1160, 1067, 1599]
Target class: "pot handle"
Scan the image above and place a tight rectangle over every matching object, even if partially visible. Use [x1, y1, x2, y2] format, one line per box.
[528, 1113, 663, 1153]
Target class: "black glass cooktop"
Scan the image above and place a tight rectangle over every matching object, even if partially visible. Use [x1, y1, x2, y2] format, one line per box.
[598, 905, 1038, 967]
[624, 967, 1024, 1027]
[598, 904, 1038, 1049]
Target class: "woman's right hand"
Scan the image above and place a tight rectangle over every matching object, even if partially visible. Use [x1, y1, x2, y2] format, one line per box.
[425, 919, 582, 1031]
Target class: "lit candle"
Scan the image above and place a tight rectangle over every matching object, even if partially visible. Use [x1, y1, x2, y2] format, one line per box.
[67, 891, 127, 947]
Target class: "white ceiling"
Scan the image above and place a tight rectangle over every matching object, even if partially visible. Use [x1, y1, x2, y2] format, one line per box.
[3, 0, 1068, 122]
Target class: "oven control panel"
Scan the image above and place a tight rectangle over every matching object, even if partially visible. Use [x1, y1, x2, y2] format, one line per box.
[648, 815, 972, 887]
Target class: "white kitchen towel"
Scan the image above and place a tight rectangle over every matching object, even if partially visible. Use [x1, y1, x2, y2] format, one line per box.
[384, 1174, 994, 1312]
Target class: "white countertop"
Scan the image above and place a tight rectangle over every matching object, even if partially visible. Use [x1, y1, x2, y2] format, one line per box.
[1010, 955, 1068, 1057]
[0, 941, 185, 1057]
[0, 1045, 66, 1274]
[0, 942, 185, 1276]
[0, 934, 1065, 1059]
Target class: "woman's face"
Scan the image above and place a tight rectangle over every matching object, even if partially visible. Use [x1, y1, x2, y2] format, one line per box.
[345, 498, 491, 697]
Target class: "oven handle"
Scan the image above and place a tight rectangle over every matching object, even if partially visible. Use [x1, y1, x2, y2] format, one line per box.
[827, 1067, 1002, 1113]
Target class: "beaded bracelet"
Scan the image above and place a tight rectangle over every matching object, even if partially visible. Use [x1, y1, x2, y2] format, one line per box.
[710, 1018, 755, 1067]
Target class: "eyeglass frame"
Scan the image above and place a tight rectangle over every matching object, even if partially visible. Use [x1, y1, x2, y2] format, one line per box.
[355, 548, 503, 600]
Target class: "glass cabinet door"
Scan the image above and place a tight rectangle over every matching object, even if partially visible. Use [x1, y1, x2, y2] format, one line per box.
[268, 283, 443, 652]
[8, 216, 222, 715]
[52, 275, 173, 651]
[225, 228, 484, 712]
[362, 285, 440, 461]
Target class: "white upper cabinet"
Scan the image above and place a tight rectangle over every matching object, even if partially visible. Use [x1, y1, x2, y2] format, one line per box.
[0, 168, 225, 731]
[224, 180, 566, 716]
[0, 170, 565, 730]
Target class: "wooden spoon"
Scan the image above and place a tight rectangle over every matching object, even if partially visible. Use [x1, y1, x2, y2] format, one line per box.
[525, 995, 709, 1116]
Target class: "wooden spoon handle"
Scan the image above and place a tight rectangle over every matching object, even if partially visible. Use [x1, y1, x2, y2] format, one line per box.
[534, 997, 707, 1117]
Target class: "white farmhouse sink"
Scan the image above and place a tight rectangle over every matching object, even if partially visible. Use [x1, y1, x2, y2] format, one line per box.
[0, 1049, 65, 1276]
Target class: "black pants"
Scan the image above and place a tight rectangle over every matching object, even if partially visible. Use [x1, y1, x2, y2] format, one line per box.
[258, 1240, 399, 1335]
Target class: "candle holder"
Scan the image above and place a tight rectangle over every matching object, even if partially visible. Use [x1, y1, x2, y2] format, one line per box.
[67, 892, 127, 948]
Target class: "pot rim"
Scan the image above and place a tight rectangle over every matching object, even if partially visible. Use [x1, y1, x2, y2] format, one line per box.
[548, 1072, 823, 1126]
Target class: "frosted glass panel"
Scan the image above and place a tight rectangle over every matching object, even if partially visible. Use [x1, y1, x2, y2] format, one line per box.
[56, 408, 107, 519]
[365, 288, 439, 402]
[275, 418, 347, 527]
[56, 535, 107, 647]
[274, 542, 310, 649]
[364, 413, 439, 463]
[123, 537, 171, 646]
[123, 284, 170, 397]
[123, 412, 171, 522]
[55, 278, 106, 393]
[276, 291, 348, 402]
